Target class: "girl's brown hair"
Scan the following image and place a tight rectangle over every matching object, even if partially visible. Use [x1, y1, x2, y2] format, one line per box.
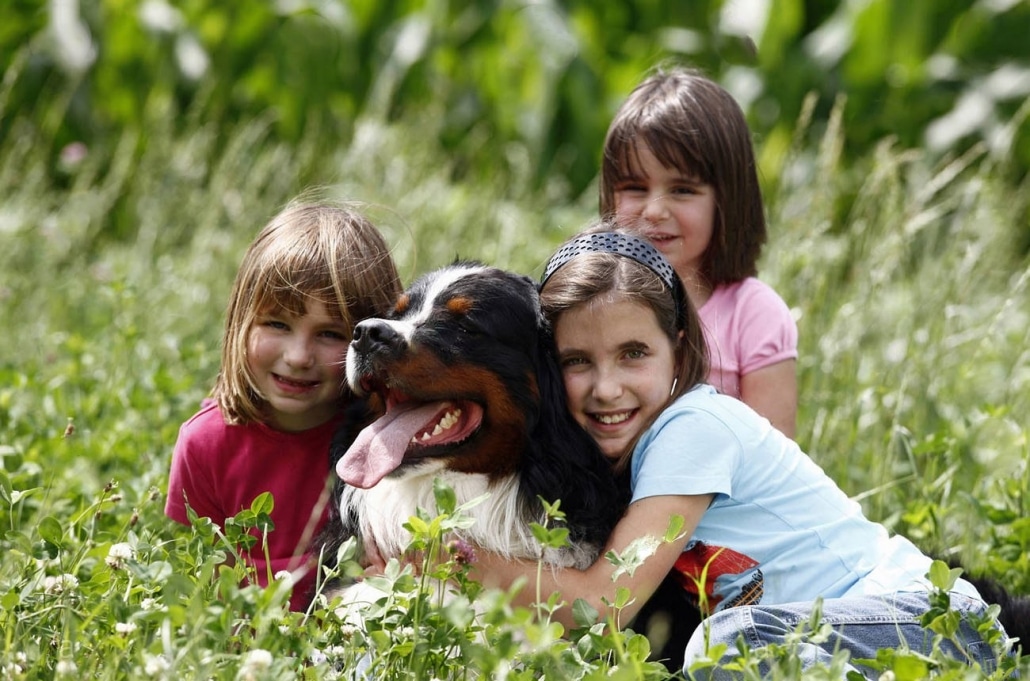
[599, 65, 767, 286]
[214, 201, 402, 424]
[539, 224, 709, 472]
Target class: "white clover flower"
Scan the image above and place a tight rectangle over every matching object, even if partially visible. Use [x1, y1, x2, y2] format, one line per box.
[239, 648, 273, 675]
[106, 542, 135, 569]
[115, 621, 137, 636]
[140, 597, 159, 611]
[143, 653, 170, 675]
[325, 645, 346, 658]
[55, 659, 78, 675]
[273, 570, 293, 583]
[309, 649, 327, 665]
[43, 573, 79, 594]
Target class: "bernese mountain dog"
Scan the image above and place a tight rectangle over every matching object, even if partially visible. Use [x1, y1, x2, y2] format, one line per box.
[319, 262, 625, 616]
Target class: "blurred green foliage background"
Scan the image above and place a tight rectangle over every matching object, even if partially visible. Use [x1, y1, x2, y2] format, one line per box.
[4, 0, 1029, 229]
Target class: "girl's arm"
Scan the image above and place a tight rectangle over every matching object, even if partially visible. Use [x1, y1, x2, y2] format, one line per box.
[468, 492, 713, 629]
[740, 358, 796, 438]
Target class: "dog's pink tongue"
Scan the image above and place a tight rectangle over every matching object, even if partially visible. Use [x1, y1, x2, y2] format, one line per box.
[336, 402, 444, 489]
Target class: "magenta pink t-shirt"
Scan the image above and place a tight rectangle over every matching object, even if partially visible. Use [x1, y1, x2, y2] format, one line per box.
[165, 400, 344, 610]
[697, 277, 798, 398]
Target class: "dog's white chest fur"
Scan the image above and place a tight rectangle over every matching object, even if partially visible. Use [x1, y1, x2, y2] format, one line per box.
[342, 465, 597, 570]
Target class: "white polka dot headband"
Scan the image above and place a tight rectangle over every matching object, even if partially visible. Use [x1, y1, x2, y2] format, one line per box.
[540, 231, 688, 330]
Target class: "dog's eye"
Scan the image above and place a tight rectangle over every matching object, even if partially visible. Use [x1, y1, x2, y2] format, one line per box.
[457, 318, 481, 336]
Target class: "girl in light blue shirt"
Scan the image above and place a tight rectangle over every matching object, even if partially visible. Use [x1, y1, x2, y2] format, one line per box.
[473, 228, 1009, 679]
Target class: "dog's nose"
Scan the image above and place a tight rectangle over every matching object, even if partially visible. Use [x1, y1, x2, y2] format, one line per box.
[351, 319, 404, 355]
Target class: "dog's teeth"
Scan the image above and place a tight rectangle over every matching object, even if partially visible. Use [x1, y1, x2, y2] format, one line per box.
[441, 409, 461, 429]
[411, 408, 466, 445]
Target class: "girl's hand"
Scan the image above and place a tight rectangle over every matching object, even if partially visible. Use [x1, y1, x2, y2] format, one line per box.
[361, 533, 387, 574]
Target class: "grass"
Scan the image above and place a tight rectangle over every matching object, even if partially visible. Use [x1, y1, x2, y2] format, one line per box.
[0, 101, 1028, 677]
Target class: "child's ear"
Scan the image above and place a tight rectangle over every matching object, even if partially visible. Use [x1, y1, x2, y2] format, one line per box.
[674, 329, 686, 378]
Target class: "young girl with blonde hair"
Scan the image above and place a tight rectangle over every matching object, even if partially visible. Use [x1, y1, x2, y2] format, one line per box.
[165, 200, 402, 610]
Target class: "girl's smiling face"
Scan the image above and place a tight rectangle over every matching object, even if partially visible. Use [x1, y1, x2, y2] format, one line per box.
[555, 295, 678, 461]
[246, 298, 350, 432]
[611, 143, 717, 286]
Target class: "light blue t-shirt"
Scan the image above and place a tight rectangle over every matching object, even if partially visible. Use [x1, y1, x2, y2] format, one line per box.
[630, 385, 978, 612]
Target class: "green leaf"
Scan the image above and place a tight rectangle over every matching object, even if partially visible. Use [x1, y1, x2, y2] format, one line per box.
[0, 469, 11, 503]
[611, 586, 634, 609]
[890, 651, 930, 681]
[406, 515, 429, 535]
[434, 477, 457, 514]
[10, 488, 39, 504]
[624, 632, 652, 659]
[571, 597, 599, 626]
[250, 491, 274, 515]
[38, 515, 64, 549]
[926, 559, 961, 591]
[663, 514, 685, 543]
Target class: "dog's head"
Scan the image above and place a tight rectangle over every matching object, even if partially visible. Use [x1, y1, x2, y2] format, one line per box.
[333, 260, 623, 552]
[336, 262, 563, 487]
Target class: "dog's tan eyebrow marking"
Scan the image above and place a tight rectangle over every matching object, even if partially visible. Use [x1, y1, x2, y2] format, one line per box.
[447, 296, 473, 315]
[394, 294, 410, 314]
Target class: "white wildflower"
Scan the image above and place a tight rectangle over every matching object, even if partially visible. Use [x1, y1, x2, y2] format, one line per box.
[43, 573, 79, 594]
[138, 0, 182, 33]
[140, 597, 160, 611]
[144, 653, 170, 675]
[106, 542, 135, 569]
[55, 659, 78, 675]
[273, 570, 293, 583]
[115, 621, 137, 636]
[239, 648, 273, 677]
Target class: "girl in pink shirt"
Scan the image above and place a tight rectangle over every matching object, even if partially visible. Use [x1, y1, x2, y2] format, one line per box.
[165, 200, 401, 610]
[600, 66, 798, 437]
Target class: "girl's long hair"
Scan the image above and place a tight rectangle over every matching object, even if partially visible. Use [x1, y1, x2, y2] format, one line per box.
[599, 65, 767, 286]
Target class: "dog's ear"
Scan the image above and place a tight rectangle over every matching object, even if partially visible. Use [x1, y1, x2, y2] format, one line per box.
[519, 300, 624, 546]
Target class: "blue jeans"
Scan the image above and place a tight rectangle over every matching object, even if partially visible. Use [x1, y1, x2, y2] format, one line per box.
[683, 591, 1004, 680]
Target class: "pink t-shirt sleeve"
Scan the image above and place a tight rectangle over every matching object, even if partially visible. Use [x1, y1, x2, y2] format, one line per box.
[698, 278, 798, 398]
